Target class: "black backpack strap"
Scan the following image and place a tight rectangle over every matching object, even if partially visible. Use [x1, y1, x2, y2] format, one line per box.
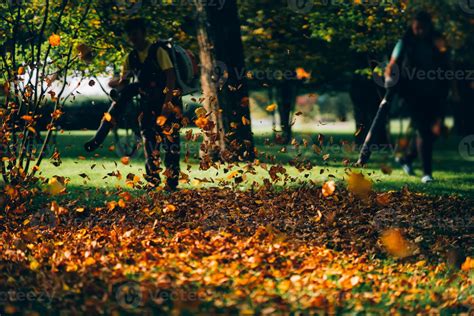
[128, 49, 140, 72]
[146, 42, 164, 70]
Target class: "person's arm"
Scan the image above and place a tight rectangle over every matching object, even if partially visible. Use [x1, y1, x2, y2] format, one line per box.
[385, 39, 403, 78]
[109, 55, 132, 89]
[157, 47, 178, 117]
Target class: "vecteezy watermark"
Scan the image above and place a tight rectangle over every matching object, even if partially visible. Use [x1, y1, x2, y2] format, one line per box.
[115, 281, 199, 310]
[30, 208, 57, 228]
[207, 61, 302, 85]
[210, 60, 229, 86]
[0, 289, 52, 304]
[116, 281, 143, 309]
[372, 60, 400, 88]
[288, 0, 314, 14]
[288, 0, 398, 14]
[371, 61, 474, 88]
[116, 0, 143, 14]
[459, 135, 474, 161]
[459, 0, 474, 14]
[115, 0, 226, 14]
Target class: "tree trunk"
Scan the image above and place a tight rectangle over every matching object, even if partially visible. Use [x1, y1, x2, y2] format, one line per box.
[200, 0, 255, 161]
[194, 0, 226, 160]
[277, 80, 295, 144]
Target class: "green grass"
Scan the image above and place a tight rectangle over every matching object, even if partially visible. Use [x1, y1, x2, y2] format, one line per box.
[36, 121, 474, 201]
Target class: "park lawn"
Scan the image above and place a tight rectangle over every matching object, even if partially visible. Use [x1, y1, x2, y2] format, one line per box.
[36, 123, 474, 203]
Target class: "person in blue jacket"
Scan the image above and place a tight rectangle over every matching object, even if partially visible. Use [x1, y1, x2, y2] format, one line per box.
[385, 11, 450, 183]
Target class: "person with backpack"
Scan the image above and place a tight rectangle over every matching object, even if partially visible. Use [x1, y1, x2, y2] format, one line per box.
[385, 11, 450, 184]
[84, 18, 184, 190]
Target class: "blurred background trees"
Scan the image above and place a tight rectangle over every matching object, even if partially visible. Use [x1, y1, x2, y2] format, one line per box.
[1, 0, 473, 184]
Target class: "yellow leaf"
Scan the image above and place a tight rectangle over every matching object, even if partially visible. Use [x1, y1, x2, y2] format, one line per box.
[46, 177, 66, 195]
[347, 172, 372, 199]
[322, 180, 336, 197]
[84, 257, 96, 266]
[118, 199, 126, 208]
[266, 103, 277, 112]
[227, 170, 239, 179]
[30, 260, 40, 271]
[103, 112, 112, 122]
[195, 107, 207, 117]
[241, 116, 250, 126]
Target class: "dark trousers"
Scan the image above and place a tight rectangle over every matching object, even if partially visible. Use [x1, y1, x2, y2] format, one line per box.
[402, 96, 440, 176]
[92, 83, 181, 188]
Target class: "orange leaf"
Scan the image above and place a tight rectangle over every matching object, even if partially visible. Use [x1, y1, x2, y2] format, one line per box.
[156, 115, 167, 126]
[195, 117, 209, 129]
[376, 193, 391, 206]
[322, 180, 336, 197]
[163, 204, 177, 213]
[121, 156, 130, 165]
[381, 229, 415, 258]
[49, 33, 61, 47]
[461, 257, 474, 271]
[21, 115, 34, 122]
[296, 67, 311, 80]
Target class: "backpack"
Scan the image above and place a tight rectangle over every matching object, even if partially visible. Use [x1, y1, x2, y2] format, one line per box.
[128, 39, 200, 96]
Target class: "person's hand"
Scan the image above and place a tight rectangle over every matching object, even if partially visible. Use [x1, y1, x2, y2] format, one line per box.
[161, 101, 175, 118]
[108, 77, 121, 88]
[385, 63, 394, 79]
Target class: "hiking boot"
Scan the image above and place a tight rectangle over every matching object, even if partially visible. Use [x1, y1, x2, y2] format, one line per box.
[395, 157, 415, 176]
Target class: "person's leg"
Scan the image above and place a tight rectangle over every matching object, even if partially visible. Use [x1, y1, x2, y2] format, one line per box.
[417, 123, 435, 177]
[85, 83, 140, 152]
[161, 96, 182, 190]
[397, 132, 417, 176]
[162, 124, 181, 190]
[139, 108, 161, 186]
[403, 132, 418, 163]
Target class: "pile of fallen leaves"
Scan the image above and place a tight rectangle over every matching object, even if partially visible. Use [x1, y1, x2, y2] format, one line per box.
[0, 186, 473, 314]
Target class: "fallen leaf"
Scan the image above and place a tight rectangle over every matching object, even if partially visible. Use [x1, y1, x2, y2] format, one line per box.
[381, 229, 415, 258]
[322, 180, 336, 197]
